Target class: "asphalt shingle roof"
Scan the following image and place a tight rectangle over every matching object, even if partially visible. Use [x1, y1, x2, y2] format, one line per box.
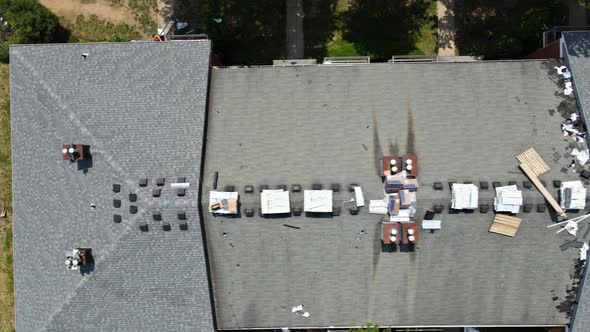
[10, 41, 214, 332]
[563, 31, 590, 332]
[203, 60, 586, 329]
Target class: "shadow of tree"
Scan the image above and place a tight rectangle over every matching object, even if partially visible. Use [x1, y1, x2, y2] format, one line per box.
[341, 0, 433, 60]
[171, 0, 286, 65]
[453, 0, 567, 59]
[302, 0, 337, 60]
[437, 0, 454, 51]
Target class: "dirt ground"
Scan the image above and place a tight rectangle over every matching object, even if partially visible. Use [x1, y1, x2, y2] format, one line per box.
[39, 0, 139, 26]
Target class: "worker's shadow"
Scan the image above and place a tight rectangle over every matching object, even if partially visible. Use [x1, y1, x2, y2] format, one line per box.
[79, 257, 95, 276]
[77, 146, 93, 174]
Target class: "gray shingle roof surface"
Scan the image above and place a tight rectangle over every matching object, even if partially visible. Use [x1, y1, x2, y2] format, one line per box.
[10, 41, 214, 332]
[563, 31, 590, 332]
[203, 60, 585, 329]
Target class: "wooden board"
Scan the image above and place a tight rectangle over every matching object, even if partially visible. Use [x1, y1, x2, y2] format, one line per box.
[520, 163, 567, 217]
[517, 148, 550, 176]
[489, 214, 522, 237]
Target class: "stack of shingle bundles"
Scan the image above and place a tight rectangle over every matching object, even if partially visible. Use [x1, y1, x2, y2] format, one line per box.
[494, 185, 522, 214]
[560, 181, 587, 210]
[384, 171, 406, 193]
[451, 183, 479, 210]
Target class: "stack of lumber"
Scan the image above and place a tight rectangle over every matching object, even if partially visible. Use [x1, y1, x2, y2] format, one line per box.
[516, 148, 566, 217]
[489, 214, 522, 237]
[517, 148, 550, 176]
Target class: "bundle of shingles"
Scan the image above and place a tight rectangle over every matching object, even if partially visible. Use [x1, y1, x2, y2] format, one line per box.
[494, 185, 522, 214]
[451, 183, 478, 210]
[371, 171, 419, 217]
[560, 180, 586, 210]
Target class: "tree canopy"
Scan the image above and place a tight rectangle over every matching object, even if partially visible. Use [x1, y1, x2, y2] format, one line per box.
[0, 0, 61, 62]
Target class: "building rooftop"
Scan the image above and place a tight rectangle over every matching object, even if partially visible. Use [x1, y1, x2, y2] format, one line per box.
[10, 41, 214, 332]
[202, 60, 588, 329]
[562, 30, 590, 332]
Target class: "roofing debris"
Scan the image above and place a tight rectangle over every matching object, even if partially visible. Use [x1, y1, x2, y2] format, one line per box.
[581, 242, 589, 261]
[451, 183, 478, 210]
[560, 181, 587, 210]
[562, 113, 586, 144]
[556, 65, 574, 95]
[291, 304, 310, 318]
[494, 185, 523, 214]
[571, 148, 590, 166]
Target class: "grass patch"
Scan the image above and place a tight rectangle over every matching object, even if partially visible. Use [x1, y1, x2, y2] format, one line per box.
[68, 15, 140, 42]
[414, 0, 438, 55]
[0, 63, 14, 332]
[324, 0, 437, 59]
[127, 0, 157, 34]
[326, 0, 357, 57]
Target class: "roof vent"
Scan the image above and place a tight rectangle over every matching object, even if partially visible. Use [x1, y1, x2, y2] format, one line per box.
[179, 221, 188, 231]
[139, 221, 148, 232]
[152, 189, 161, 197]
[139, 178, 148, 187]
[130, 205, 138, 214]
[162, 222, 171, 231]
[113, 184, 121, 193]
[156, 178, 165, 186]
[129, 193, 137, 202]
[153, 212, 161, 221]
[113, 199, 121, 208]
[177, 211, 186, 220]
[113, 214, 121, 223]
[177, 188, 186, 197]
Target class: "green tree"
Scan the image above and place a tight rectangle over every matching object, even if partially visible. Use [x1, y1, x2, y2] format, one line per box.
[350, 322, 392, 332]
[0, 0, 61, 62]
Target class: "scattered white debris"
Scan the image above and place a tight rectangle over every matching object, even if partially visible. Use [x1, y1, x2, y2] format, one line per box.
[213, 18, 223, 24]
[571, 113, 579, 122]
[555, 65, 572, 79]
[571, 148, 590, 165]
[176, 22, 189, 30]
[560, 181, 587, 210]
[580, 242, 589, 261]
[291, 304, 310, 318]
[564, 220, 579, 236]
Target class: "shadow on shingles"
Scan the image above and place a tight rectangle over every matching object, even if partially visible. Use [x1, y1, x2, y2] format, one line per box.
[389, 140, 399, 156]
[372, 111, 383, 176]
[406, 98, 416, 156]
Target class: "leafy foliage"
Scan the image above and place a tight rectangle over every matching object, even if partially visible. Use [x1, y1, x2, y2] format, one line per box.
[341, 0, 435, 60]
[350, 323, 392, 332]
[0, 0, 61, 62]
[454, 0, 568, 59]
